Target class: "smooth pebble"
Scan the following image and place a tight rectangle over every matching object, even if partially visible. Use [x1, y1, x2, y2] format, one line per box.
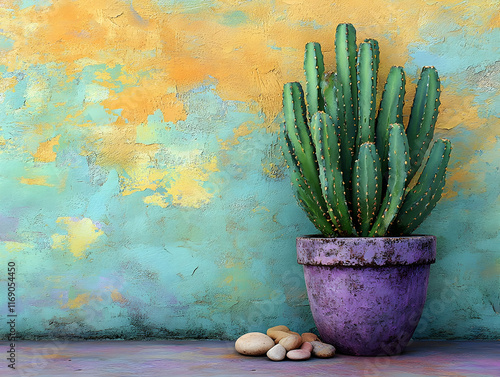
[287, 349, 311, 360]
[300, 342, 313, 353]
[235, 332, 275, 356]
[310, 341, 336, 358]
[279, 334, 302, 351]
[266, 344, 286, 361]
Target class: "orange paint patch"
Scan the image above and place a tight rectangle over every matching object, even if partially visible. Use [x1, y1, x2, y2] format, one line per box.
[1, 0, 437, 129]
[101, 79, 186, 125]
[33, 135, 61, 162]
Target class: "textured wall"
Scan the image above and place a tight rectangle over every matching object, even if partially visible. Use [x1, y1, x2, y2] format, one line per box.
[0, 0, 498, 339]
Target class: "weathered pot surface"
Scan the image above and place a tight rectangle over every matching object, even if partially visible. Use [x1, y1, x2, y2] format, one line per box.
[297, 235, 436, 356]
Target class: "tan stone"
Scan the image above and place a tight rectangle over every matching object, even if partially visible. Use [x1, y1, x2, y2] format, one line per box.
[286, 349, 311, 360]
[310, 341, 336, 358]
[301, 332, 320, 343]
[266, 325, 290, 335]
[279, 334, 302, 351]
[269, 330, 293, 343]
[235, 332, 275, 356]
[266, 344, 286, 361]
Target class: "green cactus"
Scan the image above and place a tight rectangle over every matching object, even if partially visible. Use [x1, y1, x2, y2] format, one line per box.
[356, 40, 379, 147]
[311, 111, 356, 236]
[353, 142, 382, 236]
[280, 23, 452, 237]
[406, 66, 441, 182]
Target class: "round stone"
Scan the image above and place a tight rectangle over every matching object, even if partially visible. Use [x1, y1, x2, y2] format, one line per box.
[286, 349, 311, 360]
[235, 332, 275, 356]
[310, 341, 336, 358]
[266, 344, 286, 361]
[279, 334, 302, 351]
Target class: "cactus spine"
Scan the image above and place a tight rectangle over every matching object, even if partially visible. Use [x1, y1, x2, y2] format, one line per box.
[281, 23, 452, 237]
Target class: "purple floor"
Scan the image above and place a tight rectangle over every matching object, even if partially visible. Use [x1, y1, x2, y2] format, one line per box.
[1, 340, 499, 376]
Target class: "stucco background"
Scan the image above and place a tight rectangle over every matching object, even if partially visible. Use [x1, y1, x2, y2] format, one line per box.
[0, 0, 498, 340]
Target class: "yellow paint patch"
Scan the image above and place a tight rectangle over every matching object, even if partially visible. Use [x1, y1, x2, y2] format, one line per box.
[143, 192, 168, 208]
[110, 289, 127, 304]
[219, 123, 254, 150]
[121, 167, 168, 196]
[3, 241, 33, 253]
[61, 293, 91, 309]
[33, 135, 61, 162]
[438, 92, 483, 131]
[0, 76, 18, 92]
[19, 176, 54, 186]
[52, 217, 104, 258]
[252, 206, 270, 213]
[165, 156, 219, 208]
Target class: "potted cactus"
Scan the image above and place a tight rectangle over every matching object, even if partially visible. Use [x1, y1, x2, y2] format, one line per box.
[280, 23, 451, 356]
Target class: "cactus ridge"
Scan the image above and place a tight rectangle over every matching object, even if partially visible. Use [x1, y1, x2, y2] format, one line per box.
[356, 41, 378, 148]
[369, 124, 409, 237]
[311, 112, 356, 235]
[280, 23, 452, 237]
[376, 66, 406, 176]
[304, 42, 326, 120]
[406, 66, 441, 182]
[354, 142, 382, 236]
[335, 23, 358, 198]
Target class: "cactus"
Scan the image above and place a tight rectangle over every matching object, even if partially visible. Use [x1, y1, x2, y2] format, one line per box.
[281, 23, 452, 237]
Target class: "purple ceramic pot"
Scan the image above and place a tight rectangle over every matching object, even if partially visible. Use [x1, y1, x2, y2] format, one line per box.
[297, 235, 436, 356]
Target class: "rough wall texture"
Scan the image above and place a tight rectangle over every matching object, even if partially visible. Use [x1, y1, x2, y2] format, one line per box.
[0, 0, 498, 339]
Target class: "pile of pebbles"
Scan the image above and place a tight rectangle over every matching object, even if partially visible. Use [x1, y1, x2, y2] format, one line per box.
[234, 325, 335, 361]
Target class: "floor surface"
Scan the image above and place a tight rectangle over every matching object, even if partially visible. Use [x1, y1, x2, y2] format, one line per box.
[1, 340, 499, 376]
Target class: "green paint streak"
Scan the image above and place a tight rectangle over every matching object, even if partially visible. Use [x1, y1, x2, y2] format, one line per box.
[219, 11, 249, 27]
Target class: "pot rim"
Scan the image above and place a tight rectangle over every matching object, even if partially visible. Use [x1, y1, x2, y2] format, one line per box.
[297, 234, 436, 267]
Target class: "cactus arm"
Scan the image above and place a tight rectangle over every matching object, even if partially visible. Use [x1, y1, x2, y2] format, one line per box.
[356, 41, 379, 147]
[282, 82, 319, 185]
[369, 124, 409, 236]
[375, 66, 406, 174]
[406, 66, 441, 182]
[335, 23, 358, 187]
[304, 42, 325, 119]
[390, 138, 451, 235]
[311, 112, 357, 236]
[353, 142, 382, 236]
[280, 128, 337, 236]
[335, 23, 358, 135]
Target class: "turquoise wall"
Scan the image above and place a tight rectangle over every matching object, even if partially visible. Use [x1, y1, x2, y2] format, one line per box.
[0, 0, 498, 339]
